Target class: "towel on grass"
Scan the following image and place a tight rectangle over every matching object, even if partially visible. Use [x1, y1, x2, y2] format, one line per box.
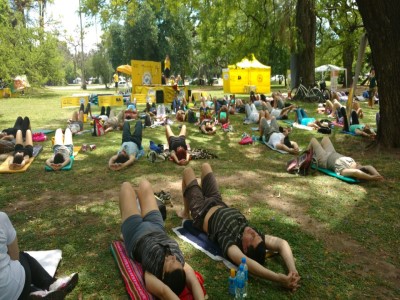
[173, 220, 236, 270]
[25, 249, 62, 277]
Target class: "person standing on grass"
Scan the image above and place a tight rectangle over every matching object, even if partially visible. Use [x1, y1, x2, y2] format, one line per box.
[113, 72, 119, 93]
[164, 55, 171, 84]
[119, 180, 205, 299]
[368, 69, 377, 108]
[177, 163, 301, 291]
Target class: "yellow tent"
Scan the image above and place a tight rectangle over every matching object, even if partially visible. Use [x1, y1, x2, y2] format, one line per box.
[223, 55, 271, 94]
[117, 65, 132, 75]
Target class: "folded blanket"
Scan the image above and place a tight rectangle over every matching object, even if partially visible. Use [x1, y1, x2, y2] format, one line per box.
[110, 240, 206, 300]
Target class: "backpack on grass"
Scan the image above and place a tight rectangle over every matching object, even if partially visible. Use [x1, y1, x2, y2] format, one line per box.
[286, 149, 314, 176]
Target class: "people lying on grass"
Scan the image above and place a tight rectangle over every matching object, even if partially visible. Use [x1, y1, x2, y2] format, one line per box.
[165, 124, 190, 166]
[325, 97, 344, 119]
[217, 105, 229, 125]
[199, 119, 217, 135]
[0, 211, 79, 299]
[244, 103, 266, 124]
[124, 103, 138, 121]
[45, 128, 73, 171]
[271, 92, 292, 109]
[103, 108, 125, 133]
[119, 180, 205, 300]
[340, 107, 375, 139]
[263, 101, 297, 120]
[308, 136, 383, 181]
[67, 103, 87, 134]
[0, 116, 31, 141]
[259, 113, 299, 154]
[109, 121, 143, 171]
[177, 163, 301, 292]
[212, 96, 227, 114]
[176, 110, 186, 122]
[9, 129, 33, 170]
[294, 108, 321, 130]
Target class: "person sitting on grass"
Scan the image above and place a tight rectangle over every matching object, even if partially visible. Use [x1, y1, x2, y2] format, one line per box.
[108, 121, 143, 171]
[259, 112, 299, 154]
[119, 180, 205, 300]
[45, 128, 73, 171]
[177, 163, 301, 291]
[308, 136, 383, 181]
[165, 124, 190, 166]
[0, 211, 79, 299]
[9, 129, 33, 170]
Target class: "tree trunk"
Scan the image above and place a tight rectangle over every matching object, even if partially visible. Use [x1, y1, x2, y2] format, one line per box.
[356, 0, 400, 148]
[342, 42, 354, 88]
[295, 0, 316, 87]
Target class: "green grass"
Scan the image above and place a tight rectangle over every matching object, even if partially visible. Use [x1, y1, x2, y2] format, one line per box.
[1, 85, 399, 299]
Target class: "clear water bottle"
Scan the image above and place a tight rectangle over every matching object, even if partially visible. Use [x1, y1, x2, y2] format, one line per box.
[235, 265, 245, 300]
[240, 257, 248, 297]
[228, 268, 236, 298]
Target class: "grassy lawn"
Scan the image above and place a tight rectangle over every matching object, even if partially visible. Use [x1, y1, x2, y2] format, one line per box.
[0, 85, 399, 299]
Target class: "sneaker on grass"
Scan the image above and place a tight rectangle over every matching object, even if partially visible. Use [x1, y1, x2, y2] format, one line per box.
[29, 290, 64, 300]
[49, 273, 79, 295]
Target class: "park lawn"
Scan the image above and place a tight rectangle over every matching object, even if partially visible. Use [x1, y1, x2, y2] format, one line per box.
[0, 86, 399, 299]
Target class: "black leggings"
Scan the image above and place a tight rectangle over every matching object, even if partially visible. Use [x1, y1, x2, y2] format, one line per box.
[18, 252, 55, 299]
[340, 107, 359, 132]
[3, 116, 30, 138]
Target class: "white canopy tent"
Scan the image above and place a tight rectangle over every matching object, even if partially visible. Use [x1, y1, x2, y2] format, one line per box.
[315, 64, 347, 84]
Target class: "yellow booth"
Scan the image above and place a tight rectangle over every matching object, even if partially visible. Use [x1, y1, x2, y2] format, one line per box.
[223, 55, 271, 94]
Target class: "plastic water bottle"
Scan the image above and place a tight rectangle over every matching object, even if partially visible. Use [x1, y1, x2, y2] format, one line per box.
[235, 265, 245, 299]
[240, 257, 248, 297]
[228, 268, 236, 298]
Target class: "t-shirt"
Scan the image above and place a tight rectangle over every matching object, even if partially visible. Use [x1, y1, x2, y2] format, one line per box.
[113, 73, 119, 83]
[300, 118, 316, 126]
[269, 132, 285, 148]
[208, 207, 248, 258]
[133, 231, 184, 279]
[119, 142, 139, 157]
[349, 124, 365, 134]
[270, 108, 282, 118]
[53, 144, 73, 160]
[0, 212, 25, 300]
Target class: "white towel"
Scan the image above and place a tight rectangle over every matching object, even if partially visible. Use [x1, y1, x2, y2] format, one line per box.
[25, 250, 62, 277]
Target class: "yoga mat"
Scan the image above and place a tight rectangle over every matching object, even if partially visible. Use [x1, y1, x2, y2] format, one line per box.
[0, 145, 43, 173]
[311, 164, 360, 183]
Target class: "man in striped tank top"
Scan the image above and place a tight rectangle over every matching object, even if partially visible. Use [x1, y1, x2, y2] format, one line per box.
[177, 163, 301, 291]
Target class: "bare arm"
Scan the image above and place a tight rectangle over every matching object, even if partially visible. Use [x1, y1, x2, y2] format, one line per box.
[109, 154, 135, 171]
[184, 263, 205, 300]
[144, 271, 180, 300]
[341, 167, 383, 181]
[8, 237, 20, 260]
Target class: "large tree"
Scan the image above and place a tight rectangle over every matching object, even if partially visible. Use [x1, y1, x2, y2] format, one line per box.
[356, 1, 400, 148]
[293, 0, 316, 88]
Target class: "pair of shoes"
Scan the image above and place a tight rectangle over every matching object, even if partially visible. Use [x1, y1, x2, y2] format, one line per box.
[49, 273, 79, 295]
[147, 150, 157, 163]
[29, 290, 64, 300]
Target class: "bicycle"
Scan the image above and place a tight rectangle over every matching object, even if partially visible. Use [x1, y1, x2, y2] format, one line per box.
[291, 78, 326, 103]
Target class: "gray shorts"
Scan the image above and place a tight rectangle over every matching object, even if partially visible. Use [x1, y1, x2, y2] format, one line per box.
[121, 210, 164, 258]
[184, 172, 226, 231]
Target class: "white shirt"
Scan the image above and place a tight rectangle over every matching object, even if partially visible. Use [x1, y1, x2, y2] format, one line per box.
[0, 212, 25, 300]
[269, 132, 285, 148]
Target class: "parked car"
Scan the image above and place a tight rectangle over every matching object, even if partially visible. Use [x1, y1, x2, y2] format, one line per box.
[271, 75, 284, 83]
[118, 80, 126, 87]
[189, 78, 206, 86]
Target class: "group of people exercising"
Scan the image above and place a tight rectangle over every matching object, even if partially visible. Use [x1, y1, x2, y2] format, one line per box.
[0, 89, 383, 299]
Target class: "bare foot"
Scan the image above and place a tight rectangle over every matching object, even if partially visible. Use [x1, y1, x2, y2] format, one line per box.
[177, 210, 190, 219]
